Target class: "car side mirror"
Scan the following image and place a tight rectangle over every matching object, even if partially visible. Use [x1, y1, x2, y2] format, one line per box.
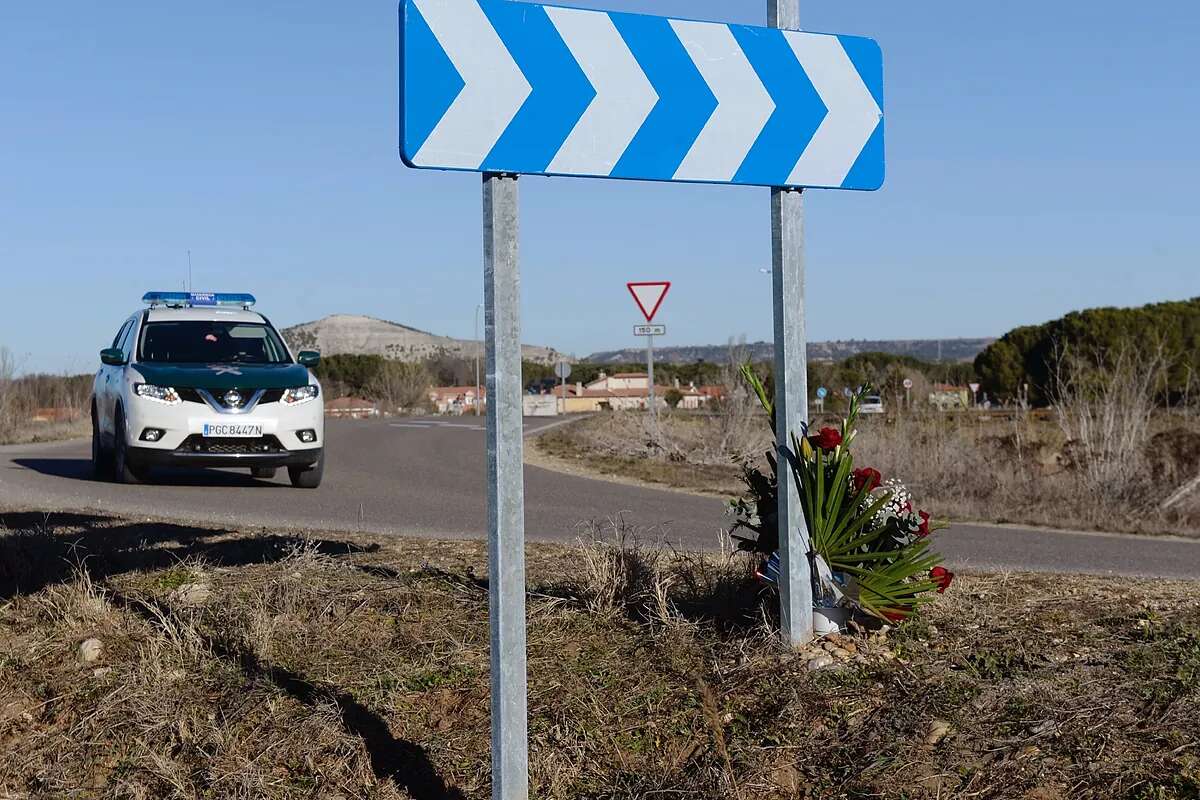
[100, 347, 126, 366]
[297, 350, 321, 368]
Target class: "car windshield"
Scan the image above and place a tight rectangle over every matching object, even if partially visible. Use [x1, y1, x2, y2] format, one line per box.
[138, 321, 292, 364]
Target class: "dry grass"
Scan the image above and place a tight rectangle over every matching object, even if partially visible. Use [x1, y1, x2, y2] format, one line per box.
[1, 510, 1199, 798]
[0, 347, 90, 445]
[536, 411, 766, 495]
[537, 408, 1200, 537]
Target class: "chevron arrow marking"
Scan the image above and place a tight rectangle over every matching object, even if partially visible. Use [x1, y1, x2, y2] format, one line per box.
[784, 32, 882, 188]
[669, 19, 775, 183]
[400, 0, 884, 190]
[544, 6, 658, 177]
[479, 0, 595, 173]
[410, 0, 530, 169]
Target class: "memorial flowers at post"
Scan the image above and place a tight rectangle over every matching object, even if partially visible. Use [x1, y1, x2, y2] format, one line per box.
[729, 368, 951, 622]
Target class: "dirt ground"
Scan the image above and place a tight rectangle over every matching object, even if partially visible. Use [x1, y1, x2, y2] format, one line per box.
[0, 417, 89, 447]
[1, 509, 1198, 799]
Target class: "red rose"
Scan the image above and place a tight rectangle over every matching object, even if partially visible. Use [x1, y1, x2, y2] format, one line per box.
[810, 427, 842, 451]
[930, 565, 954, 593]
[852, 467, 882, 493]
[918, 510, 931, 537]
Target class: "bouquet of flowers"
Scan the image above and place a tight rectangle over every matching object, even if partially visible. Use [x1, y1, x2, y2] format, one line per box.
[730, 366, 952, 622]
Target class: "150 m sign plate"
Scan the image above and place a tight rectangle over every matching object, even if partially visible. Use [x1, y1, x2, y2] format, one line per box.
[399, 0, 884, 190]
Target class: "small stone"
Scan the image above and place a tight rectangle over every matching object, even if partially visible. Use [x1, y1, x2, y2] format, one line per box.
[807, 655, 834, 671]
[1029, 720, 1057, 736]
[853, 654, 869, 664]
[821, 641, 839, 653]
[92, 667, 112, 678]
[78, 638, 103, 663]
[170, 582, 212, 607]
[925, 719, 953, 746]
[831, 647, 851, 660]
[841, 641, 858, 654]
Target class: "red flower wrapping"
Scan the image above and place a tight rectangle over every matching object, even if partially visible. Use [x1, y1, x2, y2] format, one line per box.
[918, 510, 931, 537]
[852, 467, 882, 493]
[930, 565, 954, 593]
[881, 608, 907, 622]
[810, 427, 842, 451]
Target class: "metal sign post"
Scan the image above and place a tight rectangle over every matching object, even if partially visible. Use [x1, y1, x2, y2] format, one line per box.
[483, 172, 528, 800]
[769, 0, 814, 649]
[554, 359, 571, 413]
[646, 332, 656, 424]
[626, 282, 670, 429]
[400, 0, 885, 787]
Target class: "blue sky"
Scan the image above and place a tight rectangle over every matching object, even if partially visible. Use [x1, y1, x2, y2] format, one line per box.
[3, 1, 1198, 373]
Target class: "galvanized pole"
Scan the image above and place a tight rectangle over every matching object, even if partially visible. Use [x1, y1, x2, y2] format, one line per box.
[769, 0, 814, 648]
[646, 333, 656, 425]
[482, 172, 528, 800]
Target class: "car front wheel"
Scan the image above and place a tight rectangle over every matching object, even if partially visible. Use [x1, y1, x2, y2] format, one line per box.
[112, 409, 149, 485]
[287, 450, 323, 489]
[91, 409, 112, 480]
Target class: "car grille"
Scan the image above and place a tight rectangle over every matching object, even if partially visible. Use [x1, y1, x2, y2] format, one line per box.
[176, 435, 285, 455]
[175, 388, 285, 407]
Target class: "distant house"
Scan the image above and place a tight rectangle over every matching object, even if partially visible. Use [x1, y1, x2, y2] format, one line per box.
[548, 371, 723, 413]
[928, 384, 970, 410]
[325, 396, 379, 419]
[429, 386, 485, 415]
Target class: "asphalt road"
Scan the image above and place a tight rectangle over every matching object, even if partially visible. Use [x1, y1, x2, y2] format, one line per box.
[2, 417, 1199, 579]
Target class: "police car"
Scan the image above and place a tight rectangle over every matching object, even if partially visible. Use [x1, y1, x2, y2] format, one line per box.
[91, 292, 325, 488]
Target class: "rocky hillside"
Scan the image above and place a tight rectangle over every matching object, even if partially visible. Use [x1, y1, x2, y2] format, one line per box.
[586, 337, 994, 365]
[282, 315, 562, 365]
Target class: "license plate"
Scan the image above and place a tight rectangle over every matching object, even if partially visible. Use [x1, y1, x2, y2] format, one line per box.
[202, 423, 263, 438]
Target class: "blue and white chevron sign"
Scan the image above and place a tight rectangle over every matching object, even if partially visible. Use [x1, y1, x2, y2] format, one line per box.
[399, 0, 884, 190]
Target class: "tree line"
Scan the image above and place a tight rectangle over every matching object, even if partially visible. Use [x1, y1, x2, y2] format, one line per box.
[974, 297, 1199, 405]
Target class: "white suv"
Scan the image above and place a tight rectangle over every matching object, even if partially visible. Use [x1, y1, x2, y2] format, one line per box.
[91, 292, 325, 488]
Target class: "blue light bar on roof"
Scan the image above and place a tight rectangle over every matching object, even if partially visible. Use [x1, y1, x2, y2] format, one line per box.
[142, 292, 256, 308]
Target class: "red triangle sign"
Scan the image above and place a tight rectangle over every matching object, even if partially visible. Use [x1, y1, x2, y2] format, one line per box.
[627, 281, 670, 323]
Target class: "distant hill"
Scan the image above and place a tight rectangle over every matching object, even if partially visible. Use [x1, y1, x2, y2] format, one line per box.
[585, 338, 993, 365]
[281, 315, 563, 365]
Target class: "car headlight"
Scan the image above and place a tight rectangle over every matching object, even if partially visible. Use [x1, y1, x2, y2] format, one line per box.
[134, 384, 181, 405]
[281, 384, 320, 405]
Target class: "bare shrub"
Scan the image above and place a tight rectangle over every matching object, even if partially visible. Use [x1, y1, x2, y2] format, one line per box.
[368, 360, 433, 414]
[576, 516, 665, 619]
[576, 517, 763, 631]
[711, 337, 768, 464]
[1051, 342, 1168, 508]
[0, 347, 19, 441]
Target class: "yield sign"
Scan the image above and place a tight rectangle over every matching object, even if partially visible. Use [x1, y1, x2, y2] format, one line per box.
[627, 281, 670, 322]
